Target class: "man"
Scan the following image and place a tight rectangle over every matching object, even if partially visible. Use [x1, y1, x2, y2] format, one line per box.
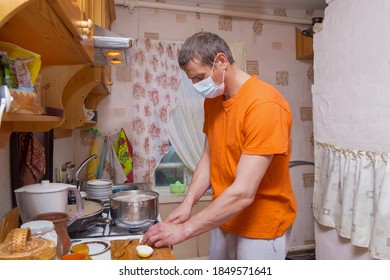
[141, 32, 296, 260]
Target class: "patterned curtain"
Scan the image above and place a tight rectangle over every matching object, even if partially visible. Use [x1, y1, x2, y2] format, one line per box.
[131, 38, 181, 183]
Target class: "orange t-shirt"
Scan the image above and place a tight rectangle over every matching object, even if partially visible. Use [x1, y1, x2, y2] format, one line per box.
[203, 75, 296, 239]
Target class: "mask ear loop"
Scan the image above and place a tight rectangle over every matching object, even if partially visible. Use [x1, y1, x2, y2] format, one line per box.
[210, 56, 218, 75]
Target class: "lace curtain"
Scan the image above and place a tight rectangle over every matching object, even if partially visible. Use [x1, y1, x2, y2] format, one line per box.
[313, 142, 390, 259]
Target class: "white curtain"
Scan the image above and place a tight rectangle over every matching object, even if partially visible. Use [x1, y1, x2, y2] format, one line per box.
[167, 42, 246, 172]
[168, 73, 205, 171]
[313, 142, 390, 259]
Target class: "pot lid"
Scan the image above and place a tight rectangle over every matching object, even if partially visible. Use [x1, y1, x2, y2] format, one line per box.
[68, 200, 103, 219]
[15, 180, 75, 193]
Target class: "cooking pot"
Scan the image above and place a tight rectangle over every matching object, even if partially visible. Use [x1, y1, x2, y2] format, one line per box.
[14, 180, 83, 226]
[67, 199, 110, 232]
[110, 190, 159, 228]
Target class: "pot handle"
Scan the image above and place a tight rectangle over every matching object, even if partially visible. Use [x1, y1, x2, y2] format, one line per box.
[67, 186, 84, 227]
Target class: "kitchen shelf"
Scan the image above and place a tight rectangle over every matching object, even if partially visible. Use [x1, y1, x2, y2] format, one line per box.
[0, 0, 115, 146]
[81, 121, 98, 128]
[295, 27, 314, 60]
[0, 113, 62, 147]
[56, 65, 111, 131]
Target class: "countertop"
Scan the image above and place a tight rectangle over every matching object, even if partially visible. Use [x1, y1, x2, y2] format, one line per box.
[70, 235, 175, 260]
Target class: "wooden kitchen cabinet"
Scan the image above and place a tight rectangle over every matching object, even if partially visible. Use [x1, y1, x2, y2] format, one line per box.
[160, 199, 211, 259]
[58, 65, 111, 130]
[0, 0, 115, 146]
[39, 65, 111, 137]
[0, 0, 93, 65]
[295, 27, 313, 60]
[78, 0, 116, 29]
[84, 66, 112, 111]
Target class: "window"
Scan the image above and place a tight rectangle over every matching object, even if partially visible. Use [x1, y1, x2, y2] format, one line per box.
[154, 145, 190, 191]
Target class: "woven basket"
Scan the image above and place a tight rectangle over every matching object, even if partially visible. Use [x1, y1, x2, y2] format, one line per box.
[0, 228, 56, 260]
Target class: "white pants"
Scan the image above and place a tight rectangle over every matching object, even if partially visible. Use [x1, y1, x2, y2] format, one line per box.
[209, 227, 292, 260]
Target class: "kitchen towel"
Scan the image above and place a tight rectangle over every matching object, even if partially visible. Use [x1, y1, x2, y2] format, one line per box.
[101, 138, 127, 184]
[96, 136, 107, 179]
[20, 132, 45, 185]
[114, 128, 134, 183]
[86, 137, 98, 180]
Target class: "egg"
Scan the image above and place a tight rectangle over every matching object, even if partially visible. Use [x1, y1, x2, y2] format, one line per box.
[136, 245, 153, 258]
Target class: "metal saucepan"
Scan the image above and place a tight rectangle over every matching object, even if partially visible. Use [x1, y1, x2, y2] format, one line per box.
[109, 190, 159, 228]
[67, 199, 110, 232]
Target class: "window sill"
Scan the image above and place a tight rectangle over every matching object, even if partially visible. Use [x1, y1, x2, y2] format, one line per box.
[158, 192, 212, 204]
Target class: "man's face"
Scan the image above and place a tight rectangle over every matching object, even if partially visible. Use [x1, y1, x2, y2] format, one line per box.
[184, 59, 213, 85]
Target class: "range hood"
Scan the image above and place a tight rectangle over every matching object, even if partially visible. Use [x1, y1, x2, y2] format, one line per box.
[93, 25, 134, 66]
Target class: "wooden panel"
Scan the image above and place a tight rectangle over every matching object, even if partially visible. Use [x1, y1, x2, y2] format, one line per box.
[47, 0, 94, 62]
[0, 0, 92, 65]
[295, 28, 313, 60]
[0, 208, 19, 243]
[159, 200, 211, 259]
[59, 66, 101, 129]
[0, 0, 30, 27]
[92, 0, 116, 29]
[110, 239, 175, 260]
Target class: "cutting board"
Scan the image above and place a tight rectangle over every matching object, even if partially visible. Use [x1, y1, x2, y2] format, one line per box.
[110, 239, 175, 260]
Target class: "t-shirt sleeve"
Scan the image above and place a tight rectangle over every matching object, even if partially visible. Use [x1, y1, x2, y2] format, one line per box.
[243, 101, 291, 155]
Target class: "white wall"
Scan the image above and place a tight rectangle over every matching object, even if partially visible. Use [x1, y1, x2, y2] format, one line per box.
[313, 0, 390, 259]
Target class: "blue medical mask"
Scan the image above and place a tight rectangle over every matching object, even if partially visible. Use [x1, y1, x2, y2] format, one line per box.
[192, 59, 225, 99]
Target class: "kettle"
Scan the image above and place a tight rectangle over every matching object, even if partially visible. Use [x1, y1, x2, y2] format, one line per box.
[14, 180, 83, 226]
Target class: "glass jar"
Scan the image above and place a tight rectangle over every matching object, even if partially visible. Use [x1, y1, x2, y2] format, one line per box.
[34, 212, 71, 256]
[21, 220, 62, 259]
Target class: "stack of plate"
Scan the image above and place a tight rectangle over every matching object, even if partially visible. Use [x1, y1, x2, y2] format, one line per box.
[86, 179, 113, 203]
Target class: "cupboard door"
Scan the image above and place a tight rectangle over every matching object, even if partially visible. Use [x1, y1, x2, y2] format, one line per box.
[48, 0, 94, 63]
[91, 0, 116, 29]
[295, 28, 313, 60]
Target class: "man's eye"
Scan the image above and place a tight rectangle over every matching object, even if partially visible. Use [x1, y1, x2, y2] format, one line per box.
[192, 76, 204, 84]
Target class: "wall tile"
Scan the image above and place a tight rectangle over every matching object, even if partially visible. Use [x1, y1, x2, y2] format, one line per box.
[300, 107, 313, 122]
[276, 70, 289, 86]
[303, 172, 315, 187]
[272, 42, 282, 51]
[144, 32, 160, 40]
[307, 65, 314, 83]
[176, 14, 187, 23]
[246, 60, 259, 75]
[252, 19, 263, 36]
[218, 16, 232, 31]
[273, 8, 287, 17]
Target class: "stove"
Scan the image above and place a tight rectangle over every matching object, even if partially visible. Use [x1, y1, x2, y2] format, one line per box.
[68, 211, 159, 239]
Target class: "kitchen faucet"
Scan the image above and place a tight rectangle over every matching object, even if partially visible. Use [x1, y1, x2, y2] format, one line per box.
[75, 154, 98, 190]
